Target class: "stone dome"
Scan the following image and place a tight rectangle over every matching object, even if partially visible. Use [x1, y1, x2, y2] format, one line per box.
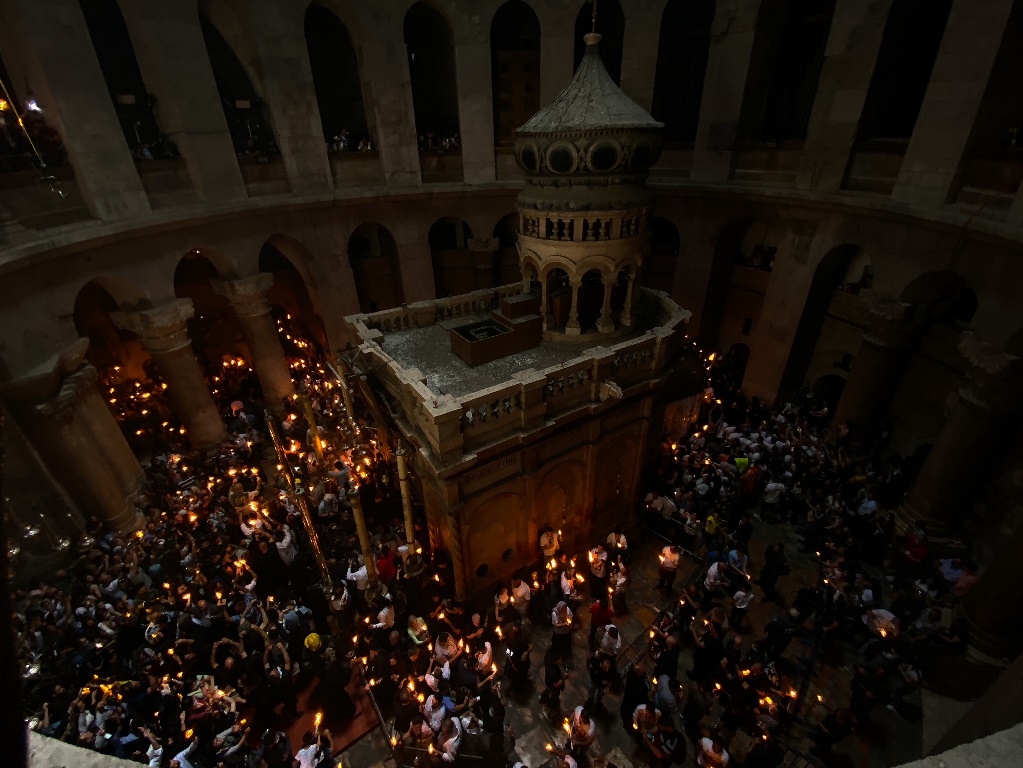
[514, 33, 664, 212]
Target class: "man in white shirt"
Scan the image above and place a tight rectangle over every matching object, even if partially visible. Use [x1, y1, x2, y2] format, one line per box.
[438, 717, 462, 763]
[510, 576, 531, 615]
[645, 491, 677, 520]
[656, 545, 681, 594]
[540, 528, 561, 559]
[761, 478, 787, 522]
[346, 557, 368, 591]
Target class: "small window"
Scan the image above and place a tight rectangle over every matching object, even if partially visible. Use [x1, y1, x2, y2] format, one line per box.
[741, 317, 753, 335]
[476, 563, 489, 578]
[502, 548, 514, 562]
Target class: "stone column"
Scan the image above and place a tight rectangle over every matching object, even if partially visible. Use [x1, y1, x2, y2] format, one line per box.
[0, 0, 150, 220]
[831, 294, 917, 451]
[454, 35, 496, 184]
[9, 368, 139, 533]
[113, 300, 226, 449]
[689, 0, 763, 183]
[359, 6, 421, 186]
[213, 274, 296, 408]
[540, 277, 550, 332]
[469, 238, 499, 290]
[621, 270, 637, 327]
[565, 278, 582, 335]
[795, 0, 894, 192]
[231, 0, 333, 195]
[398, 239, 436, 303]
[119, 0, 247, 203]
[597, 273, 615, 334]
[76, 368, 145, 504]
[961, 522, 1023, 662]
[891, 0, 1015, 208]
[898, 336, 1022, 533]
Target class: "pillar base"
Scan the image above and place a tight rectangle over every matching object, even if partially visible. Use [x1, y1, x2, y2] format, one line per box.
[564, 323, 582, 336]
[596, 318, 615, 334]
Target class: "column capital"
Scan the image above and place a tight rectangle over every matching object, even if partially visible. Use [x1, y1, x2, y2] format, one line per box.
[35, 364, 99, 422]
[112, 299, 195, 354]
[959, 333, 1023, 412]
[0, 337, 90, 403]
[212, 274, 275, 317]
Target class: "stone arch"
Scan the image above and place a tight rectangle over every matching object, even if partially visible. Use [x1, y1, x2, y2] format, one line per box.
[574, 0, 625, 85]
[174, 250, 244, 365]
[259, 235, 329, 351]
[534, 458, 587, 550]
[700, 217, 776, 350]
[73, 278, 151, 376]
[404, 2, 460, 139]
[777, 243, 868, 398]
[80, 0, 163, 155]
[493, 212, 522, 285]
[348, 222, 404, 313]
[899, 270, 979, 326]
[545, 267, 571, 330]
[464, 490, 526, 590]
[304, 2, 369, 142]
[643, 216, 681, 293]
[429, 217, 474, 297]
[198, 0, 278, 155]
[650, 0, 714, 142]
[491, 0, 541, 146]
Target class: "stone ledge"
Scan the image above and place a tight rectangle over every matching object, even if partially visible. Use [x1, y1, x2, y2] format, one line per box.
[30, 732, 142, 768]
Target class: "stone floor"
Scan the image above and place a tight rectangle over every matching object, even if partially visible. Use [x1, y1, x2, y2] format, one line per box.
[334, 517, 965, 768]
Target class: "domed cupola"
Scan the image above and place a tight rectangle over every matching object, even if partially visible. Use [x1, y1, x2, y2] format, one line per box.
[514, 31, 664, 339]
[514, 32, 663, 213]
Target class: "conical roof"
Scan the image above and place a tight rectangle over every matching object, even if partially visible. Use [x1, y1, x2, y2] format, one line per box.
[517, 33, 662, 135]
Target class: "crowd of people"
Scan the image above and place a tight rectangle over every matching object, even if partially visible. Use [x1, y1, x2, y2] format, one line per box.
[326, 130, 375, 154]
[11, 320, 977, 768]
[417, 132, 461, 152]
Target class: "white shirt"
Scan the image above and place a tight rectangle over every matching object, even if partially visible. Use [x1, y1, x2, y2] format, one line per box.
[540, 531, 560, 557]
[660, 547, 680, 571]
[295, 744, 323, 768]
[732, 590, 754, 609]
[697, 738, 730, 767]
[704, 561, 729, 591]
[275, 525, 297, 565]
[589, 549, 607, 578]
[347, 564, 368, 591]
[763, 482, 786, 504]
[424, 697, 447, 732]
[511, 580, 531, 605]
[607, 532, 628, 550]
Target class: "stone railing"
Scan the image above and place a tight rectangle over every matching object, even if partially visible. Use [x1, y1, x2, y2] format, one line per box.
[348, 286, 691, 463]
[519, 208, 648, 243]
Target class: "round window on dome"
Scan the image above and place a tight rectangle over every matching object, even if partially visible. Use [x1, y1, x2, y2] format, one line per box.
[546, 144, 577, 174]
[589, 142, 619, 172]
[630, 143, 651, 170]
[518, 144, 539, 173]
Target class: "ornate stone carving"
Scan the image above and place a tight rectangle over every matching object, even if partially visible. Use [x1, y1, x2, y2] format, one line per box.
[212, 273, 274, 318]
[958, 333, 1023, 412]
[112, 299, 195, 354]
[36, 364, 99, 422]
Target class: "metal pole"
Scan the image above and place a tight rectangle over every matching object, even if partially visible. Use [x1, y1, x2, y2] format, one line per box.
[299, 393, 325, 461]
[348, 485, 381, 595]
[396, 448, 414, 547]
[264, 410, 333, 592]
[326, 361, 359, 437]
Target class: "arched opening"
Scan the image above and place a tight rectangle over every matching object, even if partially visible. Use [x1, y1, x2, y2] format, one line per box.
[429, 217, 473, 298]
[79, 0, 169, 159]
[899, 271, 979, 327]
[546, 268, 571, 331]
[348, 223, 404, 313]
[259, 239, 327, 352]
[199, 10, 278, 158]
[856, 0, 952, 141]
[741, 0, 837, 141]
[728, 342, 751, 385]
[173, 250, 242, 369]
[577, 269, 605, 333]
[74, 281, 140, 375]
[304, 4, 368, 151]
[700, 219, 774, 350]
[493, 213, 522, 285]
[642, 217, 681, 293]
[813, 373, 846, 420]
[650, 0, 715, 143]
[574, 0, 625, 85]
[957, 0, 1023, 206]
[0, 49, 65, 170]
[491, 1, 541, 147]
[777, 244, 866, 399]
[405, 3, 460, 145]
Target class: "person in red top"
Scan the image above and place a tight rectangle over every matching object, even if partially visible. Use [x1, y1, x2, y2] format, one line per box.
[588, 596, 614, 647]
[376, 544, 397, 583]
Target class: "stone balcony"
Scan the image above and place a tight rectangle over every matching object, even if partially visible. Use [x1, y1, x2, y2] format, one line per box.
[346, 284, 690, 467]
